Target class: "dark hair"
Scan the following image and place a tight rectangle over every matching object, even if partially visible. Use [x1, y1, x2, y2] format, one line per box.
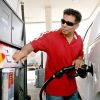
[63, 8, 82, 23]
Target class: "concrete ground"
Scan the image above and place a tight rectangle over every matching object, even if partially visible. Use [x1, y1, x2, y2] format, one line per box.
[27, 70, 46, 100]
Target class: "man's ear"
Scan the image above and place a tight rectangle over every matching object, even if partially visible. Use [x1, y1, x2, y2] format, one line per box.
[75, 23, 79, 29]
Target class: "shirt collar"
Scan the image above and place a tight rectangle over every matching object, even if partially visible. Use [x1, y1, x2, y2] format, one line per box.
[74, 33, 77, 39]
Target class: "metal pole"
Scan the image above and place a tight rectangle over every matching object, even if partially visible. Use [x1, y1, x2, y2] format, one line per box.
[20, 1, 27, 98]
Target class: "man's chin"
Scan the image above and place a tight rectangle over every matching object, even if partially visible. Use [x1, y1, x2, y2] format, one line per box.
[62, 31, 68, 35]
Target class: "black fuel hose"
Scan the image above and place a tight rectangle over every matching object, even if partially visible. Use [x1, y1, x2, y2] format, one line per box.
[39, 64, 93, 100]
[39, 65, 75, 100]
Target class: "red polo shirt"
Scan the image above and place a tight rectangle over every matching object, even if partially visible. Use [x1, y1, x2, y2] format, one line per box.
[31, 29, 83, 96]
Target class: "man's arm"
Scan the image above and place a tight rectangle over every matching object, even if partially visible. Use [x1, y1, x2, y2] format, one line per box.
[12, 43, 33, 62]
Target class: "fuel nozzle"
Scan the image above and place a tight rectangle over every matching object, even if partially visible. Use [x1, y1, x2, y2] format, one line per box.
[77, 64, 93, 78]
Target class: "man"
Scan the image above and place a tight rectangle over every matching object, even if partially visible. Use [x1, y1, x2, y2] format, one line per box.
[13, 8, 84, 100]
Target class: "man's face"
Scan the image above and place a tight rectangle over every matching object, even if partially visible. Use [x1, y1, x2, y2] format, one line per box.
[61, 14, 79, 35]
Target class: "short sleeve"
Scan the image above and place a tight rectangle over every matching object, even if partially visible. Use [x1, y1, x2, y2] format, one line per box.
[31, 33, 49, 53]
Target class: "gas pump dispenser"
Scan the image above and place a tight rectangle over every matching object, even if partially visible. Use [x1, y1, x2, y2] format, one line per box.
[0, 0, 30, 100]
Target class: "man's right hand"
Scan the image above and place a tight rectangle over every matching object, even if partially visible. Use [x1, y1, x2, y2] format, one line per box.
[12, 43, 33, 63]
[12, 51, 26, 63]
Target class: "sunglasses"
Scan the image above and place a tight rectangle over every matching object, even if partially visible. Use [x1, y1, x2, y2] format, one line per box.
[61, 19, 76, 26]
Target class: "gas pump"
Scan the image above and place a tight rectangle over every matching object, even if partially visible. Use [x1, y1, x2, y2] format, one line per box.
[0, 0, 31, 100]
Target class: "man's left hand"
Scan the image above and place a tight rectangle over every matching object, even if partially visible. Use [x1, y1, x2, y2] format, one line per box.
[72, 57, 84, 69]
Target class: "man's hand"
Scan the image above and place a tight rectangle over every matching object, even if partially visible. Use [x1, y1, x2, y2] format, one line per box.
[12, 51, 27, 63]
[72, 57, 84, 69]
[12, 43, 33, 63]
